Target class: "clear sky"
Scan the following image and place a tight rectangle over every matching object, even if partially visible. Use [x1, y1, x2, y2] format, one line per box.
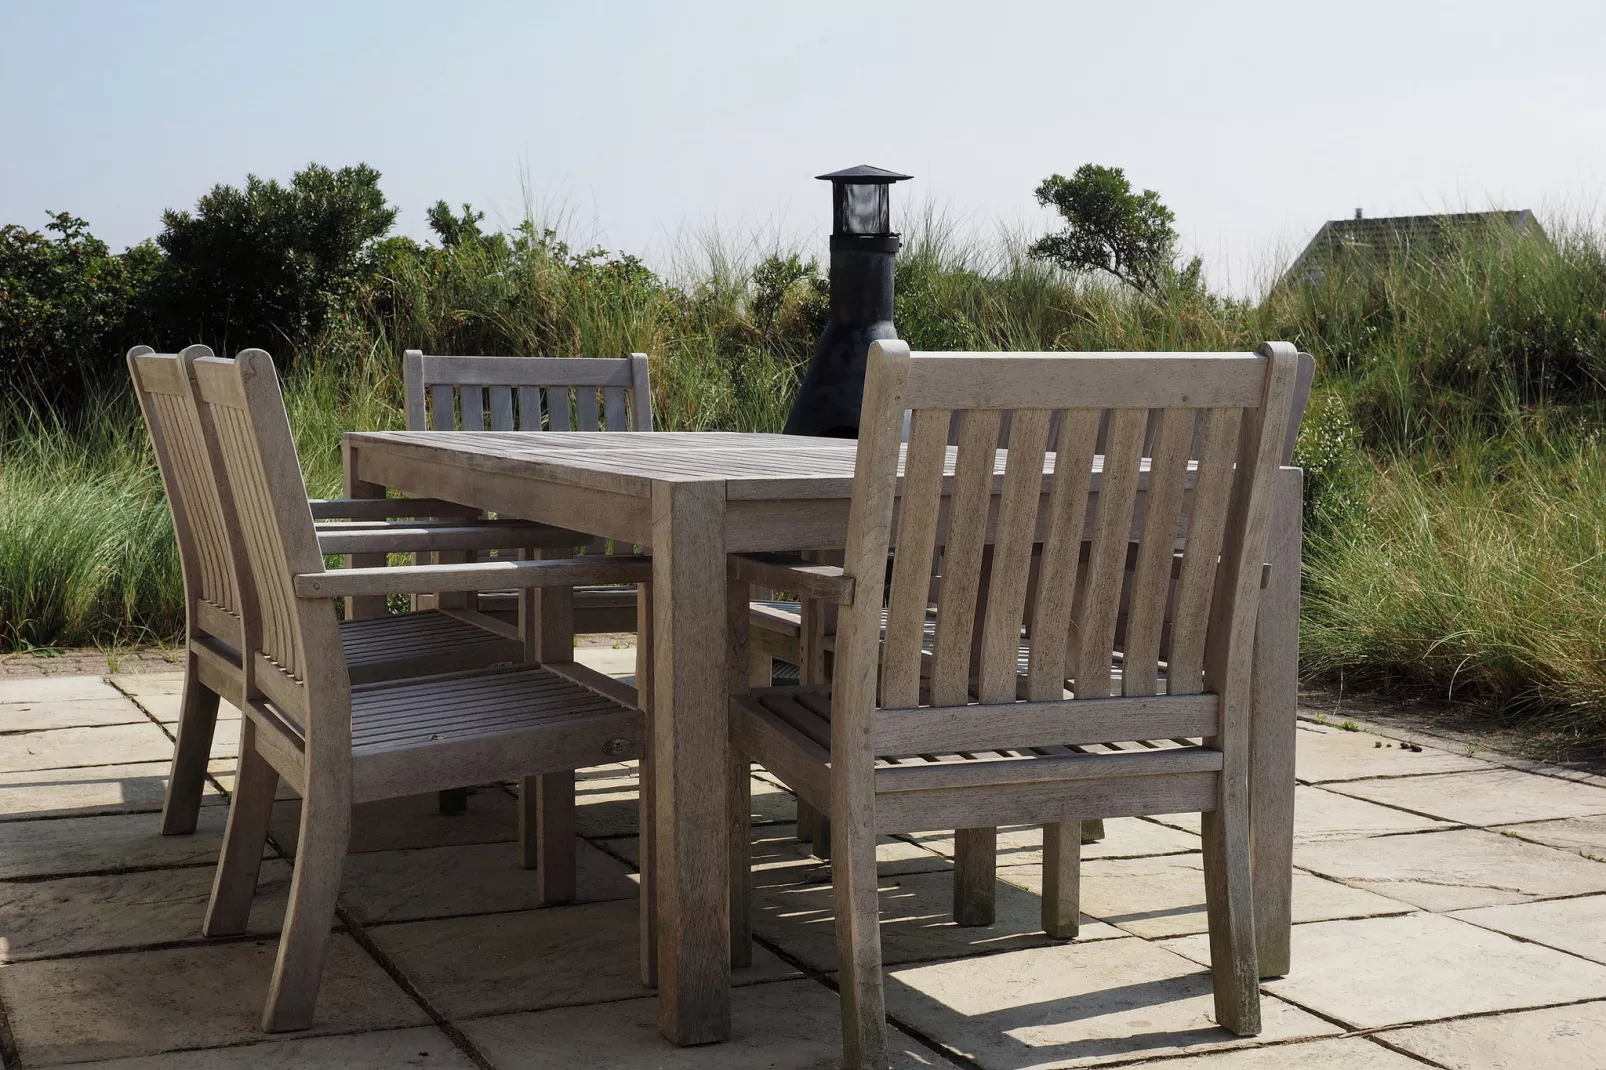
[5, 0, 1604, 292]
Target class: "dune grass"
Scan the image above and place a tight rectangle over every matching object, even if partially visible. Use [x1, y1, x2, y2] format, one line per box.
[4, 213, 1606, 745]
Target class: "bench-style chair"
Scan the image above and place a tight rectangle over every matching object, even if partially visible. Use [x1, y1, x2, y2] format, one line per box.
[129, 346, 578, 837]
[189, 348, 649, 1031]
[728, 341, 1298, 1067]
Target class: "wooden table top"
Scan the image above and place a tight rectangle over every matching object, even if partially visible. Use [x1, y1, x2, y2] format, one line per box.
[346, 430, 1158, 502]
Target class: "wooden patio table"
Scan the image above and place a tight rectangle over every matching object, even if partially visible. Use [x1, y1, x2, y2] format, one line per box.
[343, 429, 1302, 1045]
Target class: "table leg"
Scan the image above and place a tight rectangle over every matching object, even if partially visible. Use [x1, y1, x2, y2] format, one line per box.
[1251, 466, 1301, 978]
[341, 441, 389, 620]
[651, 481, 731, 1045]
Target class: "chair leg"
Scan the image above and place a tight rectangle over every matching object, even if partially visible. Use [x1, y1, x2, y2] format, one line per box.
[1201, 801, 1262, 1036]
[520, 773, 577, 905]
[1042, 822, 1081, 938]
[160, 657, 219, 836]
[262, 785, 350, 1032]
[729, 751, 752, 968]
[203, 721, 277, 936]
[1081, 818, 1106, 843]
[835, 804, 888, 1068]
[952, 827, 997, 926]
[812, 812, 833, 860]
[797, 799, 819, 844]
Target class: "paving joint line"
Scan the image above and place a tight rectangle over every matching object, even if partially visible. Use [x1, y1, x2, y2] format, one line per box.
[336, 903, 499, 1070]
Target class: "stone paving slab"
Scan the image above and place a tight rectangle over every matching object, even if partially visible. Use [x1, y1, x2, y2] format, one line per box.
[1294, 827, 1606, 911]
[63, 1026, 479, 1069]
[463, 978, 962, 1069]
[1451, 894, 1606, 965]
[0, 760, 222, 821]
[0, 696, 150, 732]
[0, 859, 291, 962]
[1289, 784, 1454, 841]
[0, 721, 177, 773]
[1499, 814, 1606, 859]
[575, 771, 795, 838]
[998, 853, 1409, 939]
[755, 866, 1124, 973]
[905, 816, 1199, 866]
[0, 934, 428, 1066]
[367, 897, 797, 1019]
[341, 839, 639, 925]
[1293, 722, 1493, 783]
[1379, 999, 1606, 1069]
[271, 788, 519, 856]
[0, 806, 259, 880]
[1330, 767, 1606, 826]
[883, 937, 1338, 1068]
[1138, 1036, 1425, 1067]
[0, 675, 123, 704]
[1162, 912, 1606, 1030]
[107, 673, 183, 698]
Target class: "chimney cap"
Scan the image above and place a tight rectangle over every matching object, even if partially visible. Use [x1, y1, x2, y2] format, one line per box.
[816, 164, 913, 184]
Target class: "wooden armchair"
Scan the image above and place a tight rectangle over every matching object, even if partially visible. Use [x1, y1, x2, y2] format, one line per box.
[188, 348, 648, 1032]
[403, 349, 805, 657]
[129, 346, 582, 836]
[728, 341, 1298, 1067]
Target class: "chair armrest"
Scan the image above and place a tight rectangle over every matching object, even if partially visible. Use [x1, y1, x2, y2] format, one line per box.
[307, 497, 485, 521]
[729, 553, 854, 605]
[295, 555, 652, 600]
[315, 521, 589, 555]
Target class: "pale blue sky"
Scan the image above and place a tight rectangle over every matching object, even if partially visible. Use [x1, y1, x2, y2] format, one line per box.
[5, 0, 1605, 291]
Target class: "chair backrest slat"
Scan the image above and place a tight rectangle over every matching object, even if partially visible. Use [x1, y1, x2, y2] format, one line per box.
[1026, 408, 1101, 701]
[404, 351, 653, 433]
[1120, 407, 1195, 697]
[1165, 407, 1244, 694]
[844, 341, 1300, 759]
[1072, 408, 1147, 699]
[976, 408, 1052, 703]
[603, 386, 628, 431]
[576, 388, 600, 431]
[928, 409, 1003, 707]
[488, 386, 515, 431]
[880, 408, 949, 709]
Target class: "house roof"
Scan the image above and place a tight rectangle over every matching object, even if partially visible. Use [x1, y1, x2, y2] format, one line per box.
[1283, 209, 1546, 285]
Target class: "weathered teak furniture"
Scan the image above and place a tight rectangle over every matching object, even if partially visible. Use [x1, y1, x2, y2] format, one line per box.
[343, 392, 1305, 1047]
[400, 349, 805, 658]
[728, 341, 1298, 1066]
[128, 345, 578, 837]
[189, 349, 649, 1031]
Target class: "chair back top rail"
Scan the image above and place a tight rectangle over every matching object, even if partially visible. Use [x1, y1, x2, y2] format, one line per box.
[404, 351, 653, 433]
[127, 346, 244, 638]
[836, 341, 1301, 763]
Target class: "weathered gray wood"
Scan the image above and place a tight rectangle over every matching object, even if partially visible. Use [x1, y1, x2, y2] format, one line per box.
[652, 479, 732, 1045]
[1041, 821, 1080, 938]
[727, 578, 753, 969]
[727, 553, 854, 604]
[294, 555, 651, 598]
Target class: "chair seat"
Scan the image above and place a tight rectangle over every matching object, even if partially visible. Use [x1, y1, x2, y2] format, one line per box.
[348, 664, 643, 802]
[339, 609, 521, 684]
[732, 684, 1219, 832]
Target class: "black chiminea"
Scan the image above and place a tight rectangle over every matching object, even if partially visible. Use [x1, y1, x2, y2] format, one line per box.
[783, 164, 912, 438]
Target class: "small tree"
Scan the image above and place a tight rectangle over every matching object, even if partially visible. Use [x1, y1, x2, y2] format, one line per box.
[153, 162, 397, 360]
[1029, 164, 1195, 295]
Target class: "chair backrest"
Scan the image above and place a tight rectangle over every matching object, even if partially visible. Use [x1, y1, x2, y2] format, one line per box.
[834, 341, 1299, 761]
[128, 345, 246, 648]
[404, 352, 653, 432]
[187, 348, 346, 739]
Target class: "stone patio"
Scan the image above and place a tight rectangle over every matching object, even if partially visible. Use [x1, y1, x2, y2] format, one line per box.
[1, 655, 1605, 1068]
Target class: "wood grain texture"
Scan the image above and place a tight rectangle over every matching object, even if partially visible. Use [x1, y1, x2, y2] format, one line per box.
[651, 478, 732, 1045]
